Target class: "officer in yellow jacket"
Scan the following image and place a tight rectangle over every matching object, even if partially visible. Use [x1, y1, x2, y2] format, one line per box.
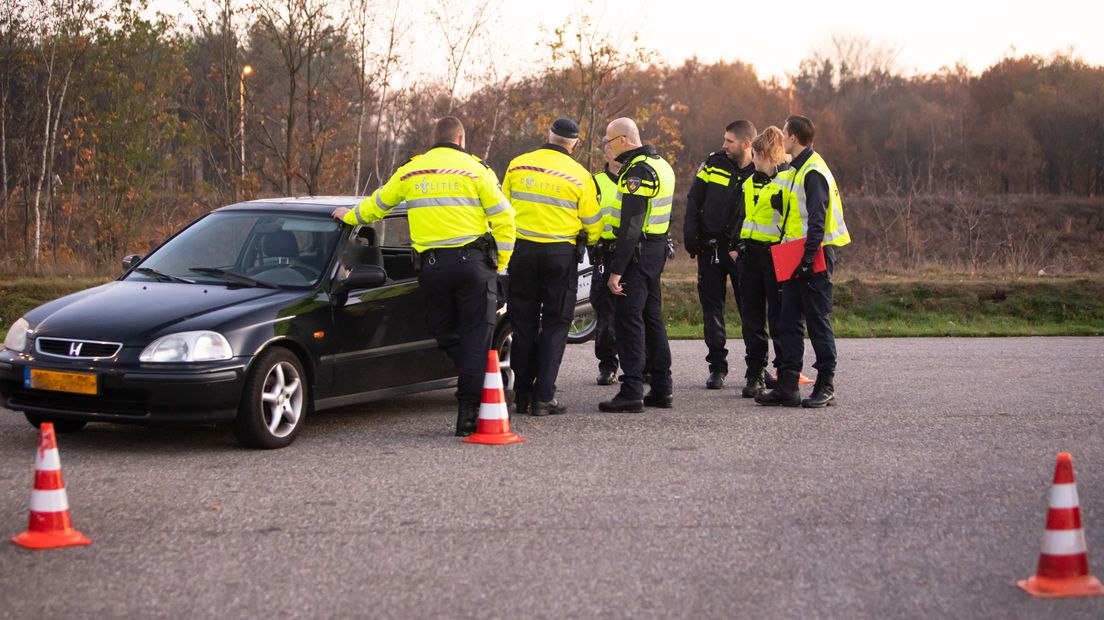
[332, 116, 515, 436]
[756, 114, 850, 409]
[502, 118, 602, 416]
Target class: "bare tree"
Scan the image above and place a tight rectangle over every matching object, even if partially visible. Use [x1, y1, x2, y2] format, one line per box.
[431, 0, 495, 114]
[544, 9, 655, 168]
[0, 0, 30, 245]
[29, 0, 95, 270]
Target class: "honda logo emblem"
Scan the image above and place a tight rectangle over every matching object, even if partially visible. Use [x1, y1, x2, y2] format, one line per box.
[69, 342, 83, 357]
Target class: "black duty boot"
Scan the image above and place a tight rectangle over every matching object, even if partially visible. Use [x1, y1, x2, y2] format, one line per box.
[642, 389, 673, 408]
[764, 370, 778, 390]
[513, 393, 531, 415]
[596, 371, 616, 386]
[455, 400, 479, 436]
[705, 371, 726, 390]
[532, 399, 568, 416]
[754, 370, 801, 407]
[741, 368, 766, 398]
[802, 372, 836, 408]
[599, 393, 645, 413]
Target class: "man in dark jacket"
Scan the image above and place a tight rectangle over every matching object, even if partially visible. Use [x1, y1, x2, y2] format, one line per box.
[683, 120, 756, 389]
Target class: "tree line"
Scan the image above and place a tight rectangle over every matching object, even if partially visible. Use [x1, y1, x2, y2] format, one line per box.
[1, 0, 1101, 272]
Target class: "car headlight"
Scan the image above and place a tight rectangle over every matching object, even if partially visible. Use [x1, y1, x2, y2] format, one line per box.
[139, 331, 233, 362]
[2, 318, 29, 352]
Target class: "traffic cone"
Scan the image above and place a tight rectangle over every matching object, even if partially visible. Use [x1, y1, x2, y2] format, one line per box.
[768, 371, 814, 385]
[463, 350, 525, 446]
[11, 423, 91, 550]
[1017, 452, 1103, 597]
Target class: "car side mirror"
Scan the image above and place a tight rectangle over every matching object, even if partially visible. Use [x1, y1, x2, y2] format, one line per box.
[335, 264, 386, 294]
[122, 254, 142, 272]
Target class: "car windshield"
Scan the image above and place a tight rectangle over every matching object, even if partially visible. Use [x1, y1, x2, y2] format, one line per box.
[127, 211, 342, 288]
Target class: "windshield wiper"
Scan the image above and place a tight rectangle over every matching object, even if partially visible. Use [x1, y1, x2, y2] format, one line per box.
[134, 267, 195, 284]
[188, 267, 279, 289]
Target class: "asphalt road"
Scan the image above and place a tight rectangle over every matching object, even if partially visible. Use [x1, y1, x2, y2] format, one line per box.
[1, 338, 1103, 619]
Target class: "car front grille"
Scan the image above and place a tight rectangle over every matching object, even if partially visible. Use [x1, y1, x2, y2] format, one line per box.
[36, 338, 123, 360]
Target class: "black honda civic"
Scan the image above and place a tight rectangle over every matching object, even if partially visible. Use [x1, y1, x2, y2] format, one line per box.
[0, 197, 569, 449]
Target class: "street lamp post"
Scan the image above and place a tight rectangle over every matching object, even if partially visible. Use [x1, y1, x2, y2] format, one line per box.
[240, 64, 253, 183]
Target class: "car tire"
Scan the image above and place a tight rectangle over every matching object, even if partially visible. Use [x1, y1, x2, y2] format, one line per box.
[24, 413, 88, 433]
[233, 347, 308, 449]
[566, 309, 598, 344]
[493, 322, 514, 397]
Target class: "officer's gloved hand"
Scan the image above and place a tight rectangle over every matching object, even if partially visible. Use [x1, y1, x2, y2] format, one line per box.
[791, 256, 815, 280]
[685, 240, 700, 259]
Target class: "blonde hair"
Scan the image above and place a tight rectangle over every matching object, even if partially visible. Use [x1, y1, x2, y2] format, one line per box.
[751, 126, 787, 168]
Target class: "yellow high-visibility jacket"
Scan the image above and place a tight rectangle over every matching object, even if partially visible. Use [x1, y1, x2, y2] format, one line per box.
[593, 169, 619, 241]
[502, 145, 602, 246]
[344, 144, 516, 268]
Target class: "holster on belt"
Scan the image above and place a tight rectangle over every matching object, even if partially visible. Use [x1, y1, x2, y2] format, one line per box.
[575, 230, 588, 263]
[476, 233, 497, 269]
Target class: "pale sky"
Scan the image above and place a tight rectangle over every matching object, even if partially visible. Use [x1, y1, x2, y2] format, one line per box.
[152, 0, 1104, 83]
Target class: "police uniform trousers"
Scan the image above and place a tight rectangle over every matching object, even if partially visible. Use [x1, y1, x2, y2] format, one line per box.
[738, 242, 788, 373]
[696, 243, 740, 375]
[507, 239, 578, 404]
[613, 237, 673, 400]
[777, 251, 836, 375]
[589, 242, 618, 376]
[418, 246, 498, 405]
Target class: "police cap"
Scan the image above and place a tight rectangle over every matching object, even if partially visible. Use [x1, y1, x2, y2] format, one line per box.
[551, 118, 580, 139]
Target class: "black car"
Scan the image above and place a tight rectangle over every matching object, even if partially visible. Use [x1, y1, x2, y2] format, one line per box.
[0, 197, 591, 449]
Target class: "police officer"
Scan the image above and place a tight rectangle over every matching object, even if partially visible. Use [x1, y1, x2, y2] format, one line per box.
[756, 115, 850, 408]
[333, 116, 515, 435]
[502, 118, 602, 416]
[683, 120, 757, 390]
[729, 126, 793, 397]
[589, 144, 622, 386]
[598, 117, 675, 413]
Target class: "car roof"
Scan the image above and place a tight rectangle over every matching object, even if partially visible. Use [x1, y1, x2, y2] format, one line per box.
[217, 196, 408, 218]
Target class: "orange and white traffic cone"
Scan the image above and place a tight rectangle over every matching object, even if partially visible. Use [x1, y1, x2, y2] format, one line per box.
[1018, 452, 1103, 597]
[463, 350, 525, 446]
[11, 423, 91, 550]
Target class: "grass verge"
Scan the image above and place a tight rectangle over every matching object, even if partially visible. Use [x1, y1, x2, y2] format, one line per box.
[2, 274, 1103, 338]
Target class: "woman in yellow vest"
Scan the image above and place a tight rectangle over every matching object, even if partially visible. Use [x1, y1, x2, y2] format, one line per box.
[728, 126, 793, 398]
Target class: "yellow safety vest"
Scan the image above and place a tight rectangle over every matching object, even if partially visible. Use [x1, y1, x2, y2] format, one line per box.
[739, 169, 793, 243]
[344, 145, 516, 268]
[780, 151, 850, 247]
[502, 147, 602, 245]
[617, 153, 676, 235]
[593, 170, 619, 240]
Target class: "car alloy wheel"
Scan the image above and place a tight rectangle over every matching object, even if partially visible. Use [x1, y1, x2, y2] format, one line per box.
[233, 347, 308, 449]
[566, 310, 598, 344]
[494, 324, 514, 395]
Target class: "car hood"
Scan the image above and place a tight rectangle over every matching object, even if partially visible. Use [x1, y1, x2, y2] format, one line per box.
[26, 280, 300, 344]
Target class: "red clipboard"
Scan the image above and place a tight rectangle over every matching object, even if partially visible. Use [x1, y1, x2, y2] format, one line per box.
[770, 238, 826, 282]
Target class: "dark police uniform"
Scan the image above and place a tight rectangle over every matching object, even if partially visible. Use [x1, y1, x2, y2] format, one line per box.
[599, 145, 675, 412]
[684, 151, 755, 386]
[343, 142, 515, 435]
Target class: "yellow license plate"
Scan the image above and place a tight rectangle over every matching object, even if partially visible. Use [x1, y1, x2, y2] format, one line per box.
[26, 369, 98, 395]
